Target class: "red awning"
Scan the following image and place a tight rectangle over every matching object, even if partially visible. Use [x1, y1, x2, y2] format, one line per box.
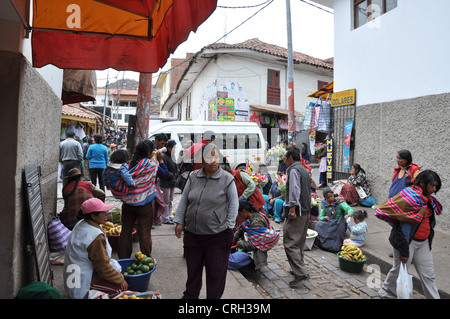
[31, 0, 217, 72]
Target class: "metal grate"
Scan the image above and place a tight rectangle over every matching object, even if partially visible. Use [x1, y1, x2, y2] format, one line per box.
[23, 162, 53, 285]
[331, 104, 356, 181]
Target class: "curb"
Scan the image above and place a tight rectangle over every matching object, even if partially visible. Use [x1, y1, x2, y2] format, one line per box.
[363, 247, 450, 299]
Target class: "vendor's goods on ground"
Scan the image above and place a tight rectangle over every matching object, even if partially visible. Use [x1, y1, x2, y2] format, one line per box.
[338, 242, 366, 261]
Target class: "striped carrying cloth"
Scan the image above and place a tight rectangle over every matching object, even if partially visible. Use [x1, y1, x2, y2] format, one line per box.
[241, 215, 280, 252]
[375, 185, 442, 226]
[105, 158, 157, 206]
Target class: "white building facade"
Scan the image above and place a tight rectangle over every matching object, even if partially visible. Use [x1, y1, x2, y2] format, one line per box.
[158, 39, 333, 146]
[314, 0, 450, 230]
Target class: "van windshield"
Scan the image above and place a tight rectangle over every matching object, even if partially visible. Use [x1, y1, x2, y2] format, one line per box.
[177, 133, 260, 150]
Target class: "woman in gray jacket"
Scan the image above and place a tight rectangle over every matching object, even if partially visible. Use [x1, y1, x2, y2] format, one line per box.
[174, 143, 239, 299]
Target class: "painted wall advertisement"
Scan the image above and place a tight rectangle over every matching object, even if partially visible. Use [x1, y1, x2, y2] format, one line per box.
[343, 120, 353, 169]
[217, 97, 235, 121]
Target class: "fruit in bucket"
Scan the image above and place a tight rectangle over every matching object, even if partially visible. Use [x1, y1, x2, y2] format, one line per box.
[124, 251, 155, 275]
[339, 242, 366, 261]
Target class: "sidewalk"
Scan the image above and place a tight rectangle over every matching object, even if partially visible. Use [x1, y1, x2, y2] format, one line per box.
[54, 185, 263, 299]
[54, 166, 450, 299]
[267, 163, 450, 299]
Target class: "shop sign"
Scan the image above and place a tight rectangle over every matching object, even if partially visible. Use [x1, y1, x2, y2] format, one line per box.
[235, 110, 248, 117]
[217, 98, 235, 112]
[326, 139, 333, 179]
[217, 98, 235, 121]
[331, 89, 356, 107]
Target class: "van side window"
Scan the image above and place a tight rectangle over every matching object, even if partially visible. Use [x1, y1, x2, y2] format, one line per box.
[236, 134, 246, 150]
[248, 134, 260, 149]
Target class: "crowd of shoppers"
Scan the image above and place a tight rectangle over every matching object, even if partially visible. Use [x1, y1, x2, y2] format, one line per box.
[59, 126, 444, 300]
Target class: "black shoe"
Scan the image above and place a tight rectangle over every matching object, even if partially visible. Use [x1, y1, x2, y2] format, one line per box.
[289, 274, 310, 288]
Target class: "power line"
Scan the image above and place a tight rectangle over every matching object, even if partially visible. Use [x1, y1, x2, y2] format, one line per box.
[159, 0, 275, 76]
[299, 0, 334, 15]
[217, 0, 273, 9]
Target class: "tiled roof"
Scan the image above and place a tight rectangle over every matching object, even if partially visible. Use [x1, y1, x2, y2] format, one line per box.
[62, 103, 98, 120]
[205, 38, 333, 70]
[62, 103, 115, 126]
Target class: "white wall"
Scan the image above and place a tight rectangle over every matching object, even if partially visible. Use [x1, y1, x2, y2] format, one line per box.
[183, 54, 332, 121]
[333, 0, 450, 106]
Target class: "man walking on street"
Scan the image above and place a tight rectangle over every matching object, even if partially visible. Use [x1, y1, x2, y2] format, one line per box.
[282, 146, 312, 288]
[59, 130, 83, 187]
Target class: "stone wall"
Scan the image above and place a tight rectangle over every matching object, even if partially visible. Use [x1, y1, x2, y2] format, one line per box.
[353, 92, 450, 231]
[0, 51, 61, 298]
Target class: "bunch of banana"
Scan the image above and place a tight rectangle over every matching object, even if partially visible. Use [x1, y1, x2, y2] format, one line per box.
[339, 242, 366, 261]
[102, 221, 122, 235]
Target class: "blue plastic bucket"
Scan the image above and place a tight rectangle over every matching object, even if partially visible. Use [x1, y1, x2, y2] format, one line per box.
[117, 258, 156, 292]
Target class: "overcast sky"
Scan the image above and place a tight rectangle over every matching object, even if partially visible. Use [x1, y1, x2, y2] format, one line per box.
[96, 0, 334, 87]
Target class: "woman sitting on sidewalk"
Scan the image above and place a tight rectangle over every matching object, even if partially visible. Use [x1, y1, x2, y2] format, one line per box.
[315, 188, 353, 252]
[234, 198, 280, 278]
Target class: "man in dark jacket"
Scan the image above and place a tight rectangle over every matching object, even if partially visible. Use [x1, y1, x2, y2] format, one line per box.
[159, 140, 178, 224]
[282, 146, 312, 288]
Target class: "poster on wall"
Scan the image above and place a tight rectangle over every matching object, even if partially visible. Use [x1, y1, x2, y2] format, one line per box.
[343, 120, 353, 169]
[217, 97, 235, 121]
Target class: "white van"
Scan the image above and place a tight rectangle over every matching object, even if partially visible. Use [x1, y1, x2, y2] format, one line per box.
[148, 120, 266, 170]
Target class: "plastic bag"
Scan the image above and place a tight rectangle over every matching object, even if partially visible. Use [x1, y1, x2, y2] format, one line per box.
[396, 263, 413, 299]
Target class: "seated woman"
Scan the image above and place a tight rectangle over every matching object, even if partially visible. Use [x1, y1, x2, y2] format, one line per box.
[339, 164, 375, 207]
[63, 198, 128, 299]
[265, 175, 285, 223]
[234, 199, 280, 278]
[315, 188, 354, 252]
[60, 168, 106, 230]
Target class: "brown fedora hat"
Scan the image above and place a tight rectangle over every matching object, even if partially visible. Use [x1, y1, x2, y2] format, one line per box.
[65, 168, 82, 179]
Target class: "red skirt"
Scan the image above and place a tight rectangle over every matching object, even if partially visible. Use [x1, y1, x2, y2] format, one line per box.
[340, 184, 359, 204]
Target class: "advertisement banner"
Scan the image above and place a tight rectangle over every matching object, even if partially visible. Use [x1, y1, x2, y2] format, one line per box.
[343, 120, 353, 169]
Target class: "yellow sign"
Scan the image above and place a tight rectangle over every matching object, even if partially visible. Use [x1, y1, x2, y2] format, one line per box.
[331, 89, 356, 107]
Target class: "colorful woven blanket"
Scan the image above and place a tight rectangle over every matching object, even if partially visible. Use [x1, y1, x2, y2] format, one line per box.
[321, 195, 346, 213]
[105, 158, 157, 206]
[375, 186, 442, 226]
[241, 215, 280, 252]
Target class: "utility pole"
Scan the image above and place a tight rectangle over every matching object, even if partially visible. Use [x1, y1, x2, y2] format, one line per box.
[286, 0, 296, 146]
[102, 69, 109, 135]
[135, 73, 152, 146]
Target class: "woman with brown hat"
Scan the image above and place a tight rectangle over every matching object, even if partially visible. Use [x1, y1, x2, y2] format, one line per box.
[60, 168, 106, 230]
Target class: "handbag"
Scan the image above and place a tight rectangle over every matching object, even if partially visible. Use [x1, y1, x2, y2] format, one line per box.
[176, 170, 191, 191]
[176, 158, 194, 191]
[396, 263, 413, 299]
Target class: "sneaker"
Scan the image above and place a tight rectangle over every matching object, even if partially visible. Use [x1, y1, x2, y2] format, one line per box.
[163, 220, 174, 225]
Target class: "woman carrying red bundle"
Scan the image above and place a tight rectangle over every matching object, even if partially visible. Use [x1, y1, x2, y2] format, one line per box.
[376, 170, 443, 299]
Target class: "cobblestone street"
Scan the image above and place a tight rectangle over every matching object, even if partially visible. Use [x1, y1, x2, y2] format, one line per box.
[56, 184, 426, 299]
[169, 187, 425, 300]
[245, 220, 425, 299]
